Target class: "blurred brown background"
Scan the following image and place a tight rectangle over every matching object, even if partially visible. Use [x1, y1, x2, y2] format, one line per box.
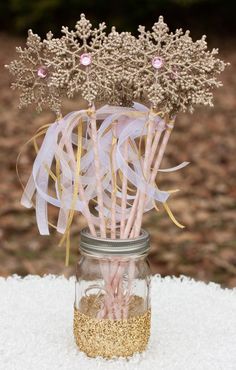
[0, 0, 235, 286]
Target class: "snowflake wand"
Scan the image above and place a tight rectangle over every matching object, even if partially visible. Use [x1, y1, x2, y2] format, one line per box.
[6, 14, 228, 319]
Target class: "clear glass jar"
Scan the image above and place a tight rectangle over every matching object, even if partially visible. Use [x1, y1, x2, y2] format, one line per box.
[73, 229, 151, 359]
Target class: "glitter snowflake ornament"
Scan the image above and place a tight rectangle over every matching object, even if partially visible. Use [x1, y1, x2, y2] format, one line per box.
[133, 16, 228, 114]
[6, 30, 62, 114]
[6, 15, 228, 114]
[44, 14, 124, 105]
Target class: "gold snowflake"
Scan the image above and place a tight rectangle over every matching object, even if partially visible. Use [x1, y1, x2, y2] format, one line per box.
[45, 14, 124, 105]
[6, 30, 62, 114]
[133, 16, 227, 114]
[6, 15, 228, 115]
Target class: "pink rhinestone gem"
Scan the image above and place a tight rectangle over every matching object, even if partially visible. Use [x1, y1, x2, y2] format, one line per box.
[37, 66, 48, 78]
[80, 53, 92, 66]
[152, 57, 164, 69]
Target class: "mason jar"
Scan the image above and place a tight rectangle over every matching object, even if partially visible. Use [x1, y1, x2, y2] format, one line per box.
[73, 228, 151, 359]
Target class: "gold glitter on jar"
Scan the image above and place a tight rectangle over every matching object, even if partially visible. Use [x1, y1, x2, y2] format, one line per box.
[73, 295, 151, 359]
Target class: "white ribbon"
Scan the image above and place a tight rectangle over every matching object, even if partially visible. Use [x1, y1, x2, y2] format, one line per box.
[21, 103, 189, 235]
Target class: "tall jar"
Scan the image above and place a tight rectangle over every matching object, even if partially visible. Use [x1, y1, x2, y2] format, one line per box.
[74, 229, 151, 359]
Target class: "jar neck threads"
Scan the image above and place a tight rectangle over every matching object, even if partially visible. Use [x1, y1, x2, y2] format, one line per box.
[79, 228, 150, 257]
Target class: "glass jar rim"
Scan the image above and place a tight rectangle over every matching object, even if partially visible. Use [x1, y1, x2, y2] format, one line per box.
[79, 228, 150, 257]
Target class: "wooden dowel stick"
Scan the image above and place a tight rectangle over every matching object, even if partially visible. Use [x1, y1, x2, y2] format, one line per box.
[89, 105, 106, 237]
[120, 140, 128, 238]
[110, 128, 117, 239]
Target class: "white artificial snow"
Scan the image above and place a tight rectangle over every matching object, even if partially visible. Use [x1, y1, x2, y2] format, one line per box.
[0, 274, 235, 370]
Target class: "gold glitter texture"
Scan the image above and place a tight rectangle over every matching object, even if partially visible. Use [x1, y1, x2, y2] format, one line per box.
[73, 295, 151, 358]
[6, 14, 227, 114]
